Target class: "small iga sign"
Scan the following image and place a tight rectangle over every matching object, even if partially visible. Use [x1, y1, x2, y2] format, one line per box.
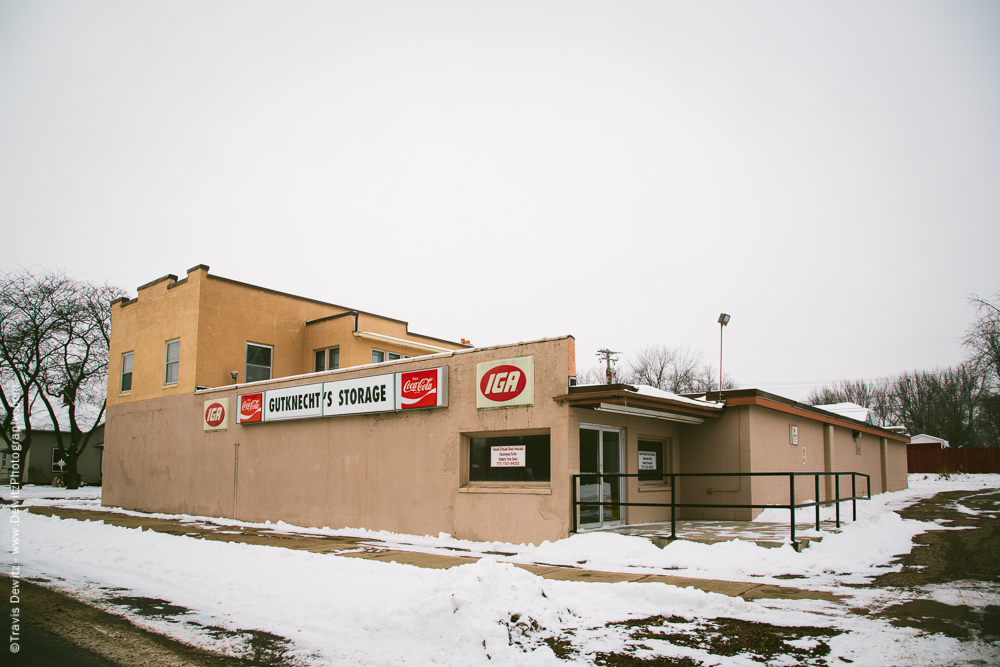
[203, 397, 229, 431]
[476, 356, 534, 409]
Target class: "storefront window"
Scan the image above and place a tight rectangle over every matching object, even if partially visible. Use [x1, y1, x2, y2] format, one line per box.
[469, 434, 550, 482]
[638, 439, 670, 483]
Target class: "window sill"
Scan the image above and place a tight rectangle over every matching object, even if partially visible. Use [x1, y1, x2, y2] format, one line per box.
[459, 486, 552, 495]
[119, 391, 131, 396]
[638, 485, 673, 492]
[163, 383, 178, 389]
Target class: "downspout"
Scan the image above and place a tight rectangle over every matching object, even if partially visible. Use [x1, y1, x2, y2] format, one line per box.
[233, 441, 240, 520]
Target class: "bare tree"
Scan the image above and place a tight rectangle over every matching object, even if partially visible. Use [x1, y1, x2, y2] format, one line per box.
[964, 287, 1000, 392]
[621, 344, 738, 393]
[893, 365, 985, 447]
[806, 377, 896, 427]
[0, 269, 125, 488]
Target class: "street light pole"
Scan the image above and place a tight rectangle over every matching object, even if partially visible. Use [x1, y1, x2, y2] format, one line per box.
[717, 313, 730, 394]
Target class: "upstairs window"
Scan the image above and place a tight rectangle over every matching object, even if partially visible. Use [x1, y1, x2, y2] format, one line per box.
[246, 343, 272, 383]
[387, 352, 401, 361]
[315, 347, 340, 372]
[121, 352, 133, 392]
[371, 350, 385, 364]
[164, 340, 180, 385]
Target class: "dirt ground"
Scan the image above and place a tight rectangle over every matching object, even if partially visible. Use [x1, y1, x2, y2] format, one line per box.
[2, 575, 298, 667]
[862, 488, 1000, 643]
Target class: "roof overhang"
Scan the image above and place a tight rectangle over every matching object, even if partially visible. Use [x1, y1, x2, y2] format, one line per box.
[684, 389, 911, 443]
[553, 385, 723, 422]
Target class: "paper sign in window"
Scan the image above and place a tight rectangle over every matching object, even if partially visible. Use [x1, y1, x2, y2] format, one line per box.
[490, 445, 525, 467]
[638, 451, 657, 471]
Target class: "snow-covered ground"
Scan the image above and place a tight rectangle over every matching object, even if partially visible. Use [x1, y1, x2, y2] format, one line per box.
[2, 474, 999, 666]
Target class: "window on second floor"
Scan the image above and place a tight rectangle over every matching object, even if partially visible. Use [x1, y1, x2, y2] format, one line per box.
[246, 343, 273, 383]
[314, 347, 340, 373]
[164, 340, 180, 385]
[121, 352, 133, 392]
[371, 349, 385, 364]
[387, 352, 401, 361]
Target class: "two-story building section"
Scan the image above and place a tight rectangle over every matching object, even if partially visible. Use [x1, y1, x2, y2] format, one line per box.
[107, 264, 471, 407]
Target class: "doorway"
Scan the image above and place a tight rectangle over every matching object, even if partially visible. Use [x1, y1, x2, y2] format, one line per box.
[579, 424, 624, 529]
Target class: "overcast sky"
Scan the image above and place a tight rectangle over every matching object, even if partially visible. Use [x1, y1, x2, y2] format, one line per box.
[1, 1, 998, 400]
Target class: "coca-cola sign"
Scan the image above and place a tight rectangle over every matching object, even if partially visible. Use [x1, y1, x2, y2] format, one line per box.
[237, 392, 263, 423]
[396, 367, 448, 410]
[399, 369, 439, 409]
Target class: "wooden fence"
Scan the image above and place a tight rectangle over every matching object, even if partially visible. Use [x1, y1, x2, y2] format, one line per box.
[907, 444, 1000, 474]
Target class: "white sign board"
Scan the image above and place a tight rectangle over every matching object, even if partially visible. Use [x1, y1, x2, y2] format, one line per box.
[490, 445, 525, 467]
[789, 425, 799, 445]
[264, 383, 324, 421]
[476, 356, 534, 409]
[638, 451, 657, 471]
[323, 373, 395, 416]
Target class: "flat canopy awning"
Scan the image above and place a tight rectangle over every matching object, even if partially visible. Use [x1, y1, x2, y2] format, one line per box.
[553, 384, 724, 424]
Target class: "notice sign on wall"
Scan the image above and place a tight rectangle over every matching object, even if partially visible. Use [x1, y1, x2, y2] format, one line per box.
[789, 425, 799, 445]
[638, 450, 657, 471]
[476, 356, 534, 409]
[490, 445, 526, 467]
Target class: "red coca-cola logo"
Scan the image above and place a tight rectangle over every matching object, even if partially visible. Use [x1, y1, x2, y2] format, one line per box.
[205, 402, 227, 428]
[239, 393, 263, 423]
[400, 369, 438, 409]
[479, 365, 526, 402]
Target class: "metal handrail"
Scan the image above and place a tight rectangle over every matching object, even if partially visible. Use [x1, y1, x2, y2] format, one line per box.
[570, 471, 871, 546]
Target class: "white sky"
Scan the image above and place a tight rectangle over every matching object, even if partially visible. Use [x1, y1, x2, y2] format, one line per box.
[1, 1, 998, 400]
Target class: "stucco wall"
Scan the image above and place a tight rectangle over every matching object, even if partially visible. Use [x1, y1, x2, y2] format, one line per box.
[195, 271, 345, 388]
[108, 274, 202, 406]
[676, 405, 752, 520]
[105, 337, 577, 545]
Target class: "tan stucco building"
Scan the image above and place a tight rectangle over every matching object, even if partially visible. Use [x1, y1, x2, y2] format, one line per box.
[107, 264, 471, 407]
[103, 276, 909, 545]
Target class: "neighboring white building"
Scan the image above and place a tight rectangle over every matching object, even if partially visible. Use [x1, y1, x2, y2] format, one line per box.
[814, 402, 877, 425]
[909, 433, 950, 448]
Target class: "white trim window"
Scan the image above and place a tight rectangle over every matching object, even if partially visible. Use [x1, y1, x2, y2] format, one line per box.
[121, 351, 133, 392]
[164, 339, 180, 385]
[246, 343, 273, 383]
[371, 349, 385, 364]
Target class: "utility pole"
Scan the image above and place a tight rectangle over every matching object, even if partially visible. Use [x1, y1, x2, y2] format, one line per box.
[596, 349, 620, 385]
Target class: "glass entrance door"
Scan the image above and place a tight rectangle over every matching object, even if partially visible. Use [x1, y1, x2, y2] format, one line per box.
[579, 425, 623, 529]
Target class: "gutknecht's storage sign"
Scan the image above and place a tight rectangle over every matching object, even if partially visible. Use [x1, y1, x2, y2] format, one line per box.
[236, 367, 446, 425]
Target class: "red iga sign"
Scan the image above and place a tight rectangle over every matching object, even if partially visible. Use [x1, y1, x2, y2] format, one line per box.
[203, 397, 229, 431]
[205, 402, 226, 427]
[399, 369, 439, 409]
[479, 365, 527, 402]
[238, 392, 263, 423]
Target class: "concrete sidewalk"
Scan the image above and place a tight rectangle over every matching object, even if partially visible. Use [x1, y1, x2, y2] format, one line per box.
[28, 506, 837, 602]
